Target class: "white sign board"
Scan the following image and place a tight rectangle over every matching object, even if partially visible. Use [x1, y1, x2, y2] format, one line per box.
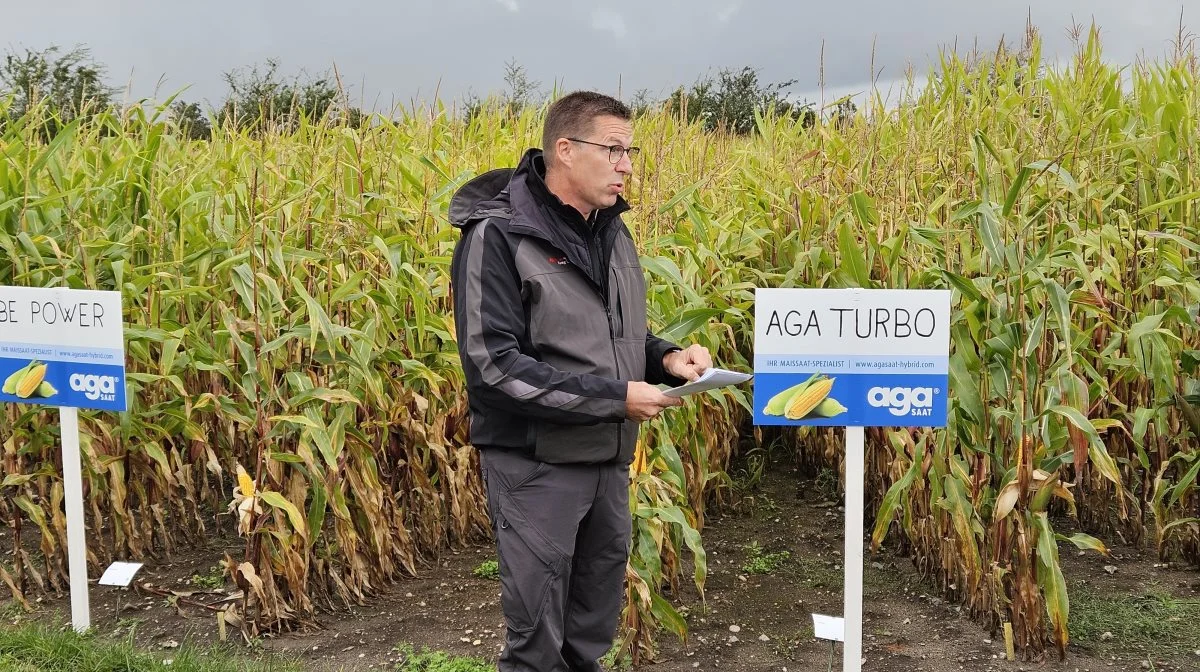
[0, 286, 126, 411]
[752, 288, 952, 672]
[0, 285, 127, 633]
[753, 288, 951, 426]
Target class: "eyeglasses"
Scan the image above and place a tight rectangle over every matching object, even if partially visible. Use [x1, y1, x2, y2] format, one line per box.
[567, 138, 640, 164]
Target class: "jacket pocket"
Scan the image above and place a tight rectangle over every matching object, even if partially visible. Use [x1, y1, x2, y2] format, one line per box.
[614, 336, 647, 383]
[493, 489, 561, 633]
[611, 258, 648, 340]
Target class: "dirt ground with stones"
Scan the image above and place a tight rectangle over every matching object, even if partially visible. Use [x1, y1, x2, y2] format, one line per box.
[3, 454, 1198, 671]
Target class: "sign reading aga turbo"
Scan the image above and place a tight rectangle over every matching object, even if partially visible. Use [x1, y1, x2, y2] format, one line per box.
[753, 288, 950, 427]
[0, 286, 126, 411]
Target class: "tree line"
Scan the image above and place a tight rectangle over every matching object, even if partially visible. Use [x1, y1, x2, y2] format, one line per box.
[0, 44, 858, 141]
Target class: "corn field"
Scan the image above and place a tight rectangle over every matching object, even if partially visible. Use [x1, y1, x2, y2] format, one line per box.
[1, 26, 1198, 663]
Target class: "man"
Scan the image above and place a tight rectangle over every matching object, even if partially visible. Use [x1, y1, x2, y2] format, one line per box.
[448, 90, 712, 671]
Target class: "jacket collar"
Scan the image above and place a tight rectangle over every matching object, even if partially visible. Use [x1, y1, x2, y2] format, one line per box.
[510, 148, 629, 243]
[449, 148, 631, 291]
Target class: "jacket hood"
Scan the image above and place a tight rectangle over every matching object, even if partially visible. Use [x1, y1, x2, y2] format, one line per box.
[448, 148, 629, 234]
[448, 166, 513, 230]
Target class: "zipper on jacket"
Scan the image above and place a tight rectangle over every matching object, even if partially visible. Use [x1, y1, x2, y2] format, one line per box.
[606, 295, 623, 462]
[594, 228, 624, 463]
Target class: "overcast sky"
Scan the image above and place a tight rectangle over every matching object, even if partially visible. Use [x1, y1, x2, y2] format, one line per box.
[3, 1, 1197, 113]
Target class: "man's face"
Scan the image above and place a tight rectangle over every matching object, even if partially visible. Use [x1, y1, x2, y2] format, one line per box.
[562, 115, 634, 214]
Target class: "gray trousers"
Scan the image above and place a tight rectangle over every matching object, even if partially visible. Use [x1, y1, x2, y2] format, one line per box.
[479, 448, 631, 672]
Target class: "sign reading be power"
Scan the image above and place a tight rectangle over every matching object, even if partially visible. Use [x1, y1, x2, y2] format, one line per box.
[0, 286, 126, 412]
[752, 288, 950, 427]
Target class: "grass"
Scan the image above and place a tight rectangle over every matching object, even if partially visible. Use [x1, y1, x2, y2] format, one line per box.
[189, 565, 226, 590]
[791, 556, 842, 589]
[0, 622, 300, 672]
[0, 625, 504, 672]
[1069, 583, 1200, 659]
[769, 627, 820, 662]
[390, 642, 631, 672]
[741, 541, 791, 575]
[813, 468, 840, 501]
[1, 601, 25, 621]
[392, 644, 491, 672]
[470, 560, 499, 581]
[743, 493, 783, 521]
[601, 645, 633, 671]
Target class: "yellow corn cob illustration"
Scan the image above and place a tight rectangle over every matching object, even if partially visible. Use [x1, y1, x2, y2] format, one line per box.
[763, 372, 820, 415]
[784, 376, 835, 420]
[809, 396, 848, 418]
[2, 361, 36, 395]
[16, 363, 47, 399]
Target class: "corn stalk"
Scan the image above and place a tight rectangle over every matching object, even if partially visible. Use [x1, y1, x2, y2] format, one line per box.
[0, 25, 1197, 661]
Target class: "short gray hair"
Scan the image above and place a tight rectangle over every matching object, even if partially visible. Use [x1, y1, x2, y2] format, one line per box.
[542, 91, 631, 169]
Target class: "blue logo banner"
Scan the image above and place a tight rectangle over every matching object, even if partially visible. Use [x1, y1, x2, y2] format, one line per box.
[754, 371, 947, 427]
[753, 288, 951, 428]
[0, 357, 127, 412]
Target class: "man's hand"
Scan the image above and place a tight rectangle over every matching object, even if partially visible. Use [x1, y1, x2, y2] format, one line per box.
[663, 344, 713, 382]
[626, 381, 684, 421]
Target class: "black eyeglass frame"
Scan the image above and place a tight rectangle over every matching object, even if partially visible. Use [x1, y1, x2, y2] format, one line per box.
[566, 137, 641, 163]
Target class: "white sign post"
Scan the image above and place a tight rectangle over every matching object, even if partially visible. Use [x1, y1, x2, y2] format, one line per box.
[844, 424, 865, 668]
[753, 288, 951, 672]
[0, 286, 126, 632]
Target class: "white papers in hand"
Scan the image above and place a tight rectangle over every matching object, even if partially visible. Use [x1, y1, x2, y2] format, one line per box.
[662, 367, 753, 398]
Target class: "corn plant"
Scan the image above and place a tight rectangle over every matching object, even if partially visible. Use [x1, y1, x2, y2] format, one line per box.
[0, 24, 1197, 664]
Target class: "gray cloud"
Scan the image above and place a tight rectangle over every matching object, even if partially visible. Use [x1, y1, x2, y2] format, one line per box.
[2, 0, 1196, 112]
[590, 8, 629, 42]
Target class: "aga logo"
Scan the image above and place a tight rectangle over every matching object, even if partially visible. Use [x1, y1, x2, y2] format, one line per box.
[867, 386, 936, 416]
[70, 373, 120, 402]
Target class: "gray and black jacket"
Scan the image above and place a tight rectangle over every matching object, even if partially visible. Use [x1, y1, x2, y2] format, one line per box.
[449, 148, 684, 465]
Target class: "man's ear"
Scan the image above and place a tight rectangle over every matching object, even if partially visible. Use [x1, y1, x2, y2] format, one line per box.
[553, 137, 573, 168]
